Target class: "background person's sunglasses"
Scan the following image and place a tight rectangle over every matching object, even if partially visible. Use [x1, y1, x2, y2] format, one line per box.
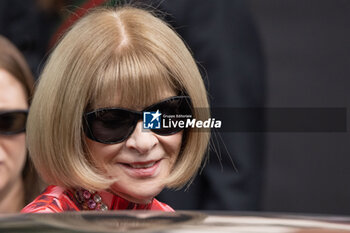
[83, 96, 192, 144]
[0, 110, 28, 135]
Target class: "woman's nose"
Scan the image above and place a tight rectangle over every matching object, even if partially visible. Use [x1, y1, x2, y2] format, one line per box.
[125, 121, 158, 154]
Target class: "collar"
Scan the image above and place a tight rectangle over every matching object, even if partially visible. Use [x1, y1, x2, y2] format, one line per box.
[67, 188, 152, 211]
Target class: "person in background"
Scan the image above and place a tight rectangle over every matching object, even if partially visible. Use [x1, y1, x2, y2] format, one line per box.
[21, 6, 210, 213]
[0, 35, 39, 213]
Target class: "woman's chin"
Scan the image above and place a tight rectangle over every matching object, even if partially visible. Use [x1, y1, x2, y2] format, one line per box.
[110, 183, 164, 204]
[116, 191, 156, 204]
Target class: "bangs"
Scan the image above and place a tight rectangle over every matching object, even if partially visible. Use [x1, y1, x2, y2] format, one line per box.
[90, 48, 179, 110]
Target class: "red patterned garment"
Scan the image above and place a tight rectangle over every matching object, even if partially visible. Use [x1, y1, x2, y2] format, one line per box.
[21, 185, 174, 213]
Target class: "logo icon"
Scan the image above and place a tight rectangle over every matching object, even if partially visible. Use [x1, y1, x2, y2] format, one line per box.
[143, 110, 161, 129]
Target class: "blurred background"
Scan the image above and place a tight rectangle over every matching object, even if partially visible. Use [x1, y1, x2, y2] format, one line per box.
[251, 0, 350, 215]
[1, 0, 349, 215]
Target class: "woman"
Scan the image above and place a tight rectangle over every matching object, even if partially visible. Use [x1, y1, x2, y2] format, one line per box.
[22, 6, 210, 213]
[0, 36, 39, 213]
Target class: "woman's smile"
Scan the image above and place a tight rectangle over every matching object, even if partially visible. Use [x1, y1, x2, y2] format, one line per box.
[117, 159, 162, 178]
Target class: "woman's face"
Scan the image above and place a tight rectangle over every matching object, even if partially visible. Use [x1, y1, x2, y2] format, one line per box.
[86, 91, 183, 204]
[0, 69, 28, 192]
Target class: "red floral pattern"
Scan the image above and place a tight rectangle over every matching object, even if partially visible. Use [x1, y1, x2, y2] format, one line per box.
[21, 185, 174, 213]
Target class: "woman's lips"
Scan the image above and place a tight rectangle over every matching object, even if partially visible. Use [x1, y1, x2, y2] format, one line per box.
[119, 160, 161, 178]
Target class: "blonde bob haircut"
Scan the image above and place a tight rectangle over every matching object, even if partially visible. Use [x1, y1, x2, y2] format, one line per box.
[27, 6, 210, 191]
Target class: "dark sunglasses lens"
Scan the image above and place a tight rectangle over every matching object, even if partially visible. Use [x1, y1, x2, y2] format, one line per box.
[84, 109, 137, 143]
[0, 111, 27, 134]
[149, 97, 192, 135]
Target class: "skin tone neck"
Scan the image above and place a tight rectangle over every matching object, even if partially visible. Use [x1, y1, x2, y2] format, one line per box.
[0, 175, 24, 213]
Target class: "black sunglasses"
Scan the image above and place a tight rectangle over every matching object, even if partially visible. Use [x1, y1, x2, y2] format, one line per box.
[83, 96, 192, 144]
[0, 110, 28, 135]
